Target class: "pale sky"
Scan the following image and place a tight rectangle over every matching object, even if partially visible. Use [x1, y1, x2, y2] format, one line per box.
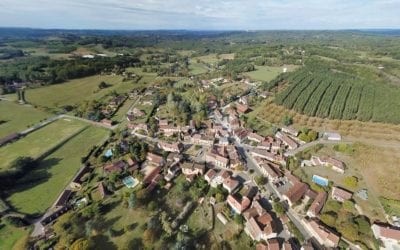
[0, 0, 399, 30]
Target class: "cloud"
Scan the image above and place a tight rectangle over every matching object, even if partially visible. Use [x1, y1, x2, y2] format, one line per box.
[0, 0, 399, 29]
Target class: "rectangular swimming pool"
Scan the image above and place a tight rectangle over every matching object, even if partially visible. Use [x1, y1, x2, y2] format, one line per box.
[123, 176, 140, 188]
[312, 175, 329, 186]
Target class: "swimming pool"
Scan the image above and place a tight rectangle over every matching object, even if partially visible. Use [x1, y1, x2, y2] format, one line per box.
[312, 175, 329, 186]
[123, 176, 139, 188]
[104, 149, 113, 158]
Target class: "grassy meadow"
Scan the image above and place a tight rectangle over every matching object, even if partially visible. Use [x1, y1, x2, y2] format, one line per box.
[0, 101, 50, 138]
[245, 65, 298, 82]
[6, 126, 109, 215]
[0, 223, 30, 250]
[0, 119, 86, 172]
[23, 75, 134, 108]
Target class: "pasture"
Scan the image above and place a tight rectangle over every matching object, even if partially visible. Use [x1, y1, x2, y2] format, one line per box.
[6, 126, 108, 215]
[245, 65, 296, 82]
[24, 75, 134, 108]
[0, 101, 50, 138]
[0, 119, 86, 172]
[0, 223, 30, 250]
[189, 61, 208, 75]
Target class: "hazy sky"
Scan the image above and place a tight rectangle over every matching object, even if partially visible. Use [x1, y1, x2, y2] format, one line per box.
[0, 0, 399, 30]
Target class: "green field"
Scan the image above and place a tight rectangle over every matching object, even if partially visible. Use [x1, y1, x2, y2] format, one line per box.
[22, 75, 134, 108]
[274, 64, 400, 124]
[0, 224, 29, 250]
[189, 61, 208, 75]
[245, 65, 293, 81]
[0, 119, 86, 172]
[0, 101, 50, 138]
[6, 126, 108, 215]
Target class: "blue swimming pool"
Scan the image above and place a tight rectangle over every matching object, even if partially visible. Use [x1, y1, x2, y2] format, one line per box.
[312, 175, 329, 186]
[123, 176, 139, 188]
[104, 149, 113, 158]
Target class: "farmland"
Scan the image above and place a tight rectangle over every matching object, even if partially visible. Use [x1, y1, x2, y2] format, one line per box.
[6, 126, 108, 215]
[245, 65, 297, 82]
[274, 64, 400, 124]
[22, 75, 133, 109]
[0, 119, 87, 172]
[0, 223, 30, 250]
[0, 101, 50, 138]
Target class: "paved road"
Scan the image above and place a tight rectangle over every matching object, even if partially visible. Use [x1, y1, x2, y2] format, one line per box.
[284, 138, 352, 156]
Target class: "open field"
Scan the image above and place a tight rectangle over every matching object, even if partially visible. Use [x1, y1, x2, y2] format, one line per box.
[245, 65, 297, 82]
[22, 75, 134, 108]
[88, 196, 157, 249]
[189, 61, 208, 75]
[6, 126, 109, 215]
[0, 224, 30, 250]
[0, 101, 50, 138]
[193, 54, 220, 64]
[251, 101, 400, 144]
[0, 119, 86, 172]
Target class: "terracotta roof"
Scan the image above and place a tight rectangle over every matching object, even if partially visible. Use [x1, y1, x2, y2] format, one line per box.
[205, 169, 217, 180]
[227, 194, 251, 213]
[268, 238, 280, 250]
[246, 216, 263, 239]
[236, 103, 250, 113]
[223, 177, 239, 190]
[308, 219, 340, 246]
[332, 186, 353, 200]
[248, 132, 265, 142]
[146, 152, 164, 166]
[308, 192, 327, 216]
[320, 156, 345, 170]
[375, 224, 400, 240]
[284, 182, 309, 204]
[256, 243, 268, 250]
[104, 160, 126, 173]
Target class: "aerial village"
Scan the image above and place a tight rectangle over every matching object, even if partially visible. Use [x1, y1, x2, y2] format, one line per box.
[35, 76, 400, 250]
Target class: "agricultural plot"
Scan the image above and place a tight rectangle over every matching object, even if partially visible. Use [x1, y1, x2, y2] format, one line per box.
[6, 126, 108, 215]
[274, 68, 400, 123]
[0, 119, 86, 172]
[0, 223, 30, 250]
[24, 75, 132, 108]
[0, 101, 50, 138]
[245, 65, 297, 82]
[189, 61, 208, 75]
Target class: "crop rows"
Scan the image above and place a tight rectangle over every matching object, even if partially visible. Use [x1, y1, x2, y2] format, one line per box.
[281, 76, 314, 109]
[357, 86, 375, 121]
[328, 84, 352, 119]
[302, 78, 332, 116]
[342, 85, 363, 120]
[274, 72, 310, 105]
[315, 82, 340, 118]
[273, 67, 400, 124]
[292, 78, 322, 113]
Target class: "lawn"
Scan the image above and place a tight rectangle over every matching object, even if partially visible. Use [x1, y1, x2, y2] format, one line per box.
[194, 54, 220, 65]
[0, 101, 50, 138]
[90, 196, 157, 249]
[189, 61, 208, 75]
[0, 119, 86, 172]
[6, 126, 109, 215]
[0, 224, 30, 250]
[245, 65, 298, 82]
[23, 75, 133, 108]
